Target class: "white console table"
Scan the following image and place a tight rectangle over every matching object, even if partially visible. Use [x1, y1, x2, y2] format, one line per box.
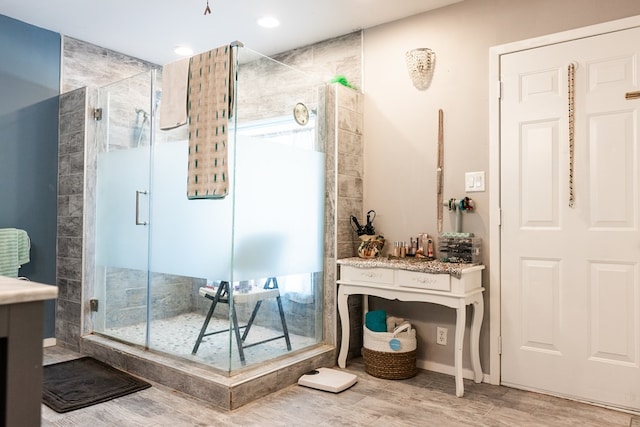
[336, 257, 484, 397]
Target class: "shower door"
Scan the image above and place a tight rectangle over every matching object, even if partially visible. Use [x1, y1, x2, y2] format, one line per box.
[93, 71, 155, 347]
[92, 68, 237, 365]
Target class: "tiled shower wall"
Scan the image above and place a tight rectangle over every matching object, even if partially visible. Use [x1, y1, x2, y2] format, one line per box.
[56, 87, 87, 349]
[55, 33, 364, 354]
[324, 83, 364, 358]
[62, 37, 159, 93]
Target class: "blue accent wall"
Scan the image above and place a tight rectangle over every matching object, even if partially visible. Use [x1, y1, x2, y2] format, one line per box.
[0, 15, 61, 338]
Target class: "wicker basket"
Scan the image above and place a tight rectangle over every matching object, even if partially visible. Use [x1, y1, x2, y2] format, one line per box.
[363, 324, 417, 380]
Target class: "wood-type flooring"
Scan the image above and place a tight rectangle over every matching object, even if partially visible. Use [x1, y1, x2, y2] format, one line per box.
[42, 346, 639, 427]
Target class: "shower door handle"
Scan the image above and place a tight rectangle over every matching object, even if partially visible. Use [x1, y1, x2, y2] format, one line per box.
[135, 190, 148, 226]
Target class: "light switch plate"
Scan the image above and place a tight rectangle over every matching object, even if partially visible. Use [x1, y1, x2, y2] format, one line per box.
[465, 171, 485, 192]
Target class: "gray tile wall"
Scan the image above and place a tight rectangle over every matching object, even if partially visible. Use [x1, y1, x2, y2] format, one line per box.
[56, 88, 87, 351]
[101, 270, 199, 328]
[62, 37, 159, 93]
[274, 32, 362, 93]
[324, 83, 364, 358]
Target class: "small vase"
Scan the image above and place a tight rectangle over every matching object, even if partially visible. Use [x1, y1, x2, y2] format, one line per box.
[357, 235, 385, 259]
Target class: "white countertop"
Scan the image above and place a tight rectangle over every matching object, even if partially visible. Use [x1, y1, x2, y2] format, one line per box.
[0, 276, 58, 305]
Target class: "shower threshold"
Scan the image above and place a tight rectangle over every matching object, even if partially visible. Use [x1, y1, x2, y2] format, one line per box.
[80, 334, 335, 410]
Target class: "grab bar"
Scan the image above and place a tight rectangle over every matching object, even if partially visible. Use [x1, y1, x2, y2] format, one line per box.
[135, 190, 148, 225]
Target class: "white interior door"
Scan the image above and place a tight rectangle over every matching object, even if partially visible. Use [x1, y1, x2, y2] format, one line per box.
[500, 26, 640, 412]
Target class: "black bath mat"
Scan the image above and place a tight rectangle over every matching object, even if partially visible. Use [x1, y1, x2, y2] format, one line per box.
[42, 357, 151, 413]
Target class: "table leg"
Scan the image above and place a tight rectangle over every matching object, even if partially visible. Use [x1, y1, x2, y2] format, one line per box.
[337, 289, 350, 368]
[470, 295, 484, 383]
[5, 301, 44, 427]
[454, 302, 466, 397]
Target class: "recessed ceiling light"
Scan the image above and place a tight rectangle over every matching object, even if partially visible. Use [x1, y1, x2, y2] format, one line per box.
[174, 46, 194, 56]
[257, 16, 280, 28]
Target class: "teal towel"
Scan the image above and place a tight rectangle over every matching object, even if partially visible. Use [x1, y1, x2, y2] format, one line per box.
[365, 310, 387, 332]
[0, 228, 30, 277]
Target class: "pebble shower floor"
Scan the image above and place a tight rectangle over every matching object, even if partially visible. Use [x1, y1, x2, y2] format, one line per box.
[104, 312, 316, 371]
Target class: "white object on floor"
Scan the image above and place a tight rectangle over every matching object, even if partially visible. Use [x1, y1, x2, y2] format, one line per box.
[297, 367, 357, 393]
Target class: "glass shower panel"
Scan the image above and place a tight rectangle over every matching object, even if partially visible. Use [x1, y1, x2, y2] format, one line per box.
[93, 71, 154, 346]
[146, 135, 234, 371]
[145, 63, 235, 371]
[227, 46, 326, 371]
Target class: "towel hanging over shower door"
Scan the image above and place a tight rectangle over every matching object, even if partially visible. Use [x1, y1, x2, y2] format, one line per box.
[159, 57, 190, 130]
[186, 45, 234, 199]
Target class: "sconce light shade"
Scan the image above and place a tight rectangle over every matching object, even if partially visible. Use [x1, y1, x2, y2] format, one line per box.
[406, 48, 435, 90]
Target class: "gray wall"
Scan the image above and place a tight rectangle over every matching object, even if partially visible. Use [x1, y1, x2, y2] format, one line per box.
[363, 0, 640, 377]
[0, 15, 60, 338]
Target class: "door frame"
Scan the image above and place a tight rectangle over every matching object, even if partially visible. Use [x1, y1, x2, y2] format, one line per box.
[488, 14, 640, 387]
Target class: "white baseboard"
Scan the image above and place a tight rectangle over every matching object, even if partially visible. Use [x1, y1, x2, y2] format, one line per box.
[43, 337, 56, 347]
[417, 359, 489, 383]
[483, 373, 496, 385]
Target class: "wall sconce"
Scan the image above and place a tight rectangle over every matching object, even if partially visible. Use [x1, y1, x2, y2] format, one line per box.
[406, 48, 435, 90]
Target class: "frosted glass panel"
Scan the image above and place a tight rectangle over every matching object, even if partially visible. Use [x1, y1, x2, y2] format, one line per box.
[232, 136, 324, 280]
[149, 140, 233, 279]
[99, 135, 324, 282]
[95, 146, 150, 270]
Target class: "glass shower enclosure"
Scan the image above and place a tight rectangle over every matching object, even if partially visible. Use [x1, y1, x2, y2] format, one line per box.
[92, 44, 325, 373]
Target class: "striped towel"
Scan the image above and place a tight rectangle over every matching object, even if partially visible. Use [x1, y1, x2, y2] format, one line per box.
[186, 45, 233, 199]
[0, 228, 30, 277]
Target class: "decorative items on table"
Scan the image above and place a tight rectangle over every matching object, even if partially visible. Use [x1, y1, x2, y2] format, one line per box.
[438, 232, 482, 264]
[392, 233, 434, 259]
[350, 210, 376, 236]
[352, 210, 384, 259]
[437, 196, 481, 263]
[357, 234, 385, 259]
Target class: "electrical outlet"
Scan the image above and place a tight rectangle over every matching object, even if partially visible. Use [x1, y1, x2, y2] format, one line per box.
[436, 327, 448, 346]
